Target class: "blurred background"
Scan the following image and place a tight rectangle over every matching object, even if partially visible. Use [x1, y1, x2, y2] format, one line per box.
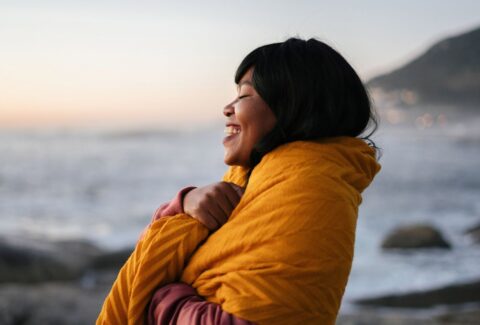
[1, 1, 479, 324]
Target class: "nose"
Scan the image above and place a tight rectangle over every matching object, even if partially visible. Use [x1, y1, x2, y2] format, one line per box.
[223, 100, 235, 117]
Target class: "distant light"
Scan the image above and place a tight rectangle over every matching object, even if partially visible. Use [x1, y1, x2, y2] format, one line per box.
[437, 113, 448, 127]
[415, 113, 434, 129]
[400, 89, 418, 106]
[386, 108, 406, 125]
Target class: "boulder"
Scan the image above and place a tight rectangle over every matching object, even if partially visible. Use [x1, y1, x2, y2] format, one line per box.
[381, 224, 451, 249]
[0, 282, 110, 325]
[0, 236, 103, 283]
[337, 309, 436, 325]
[464, 222, 480, 243]
[354, 279, 480, 308]
[89, 247, 133, 270]
[337, 305, 480, 325]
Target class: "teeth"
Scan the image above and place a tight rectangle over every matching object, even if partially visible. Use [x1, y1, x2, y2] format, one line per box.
[224, 126, 241, 135]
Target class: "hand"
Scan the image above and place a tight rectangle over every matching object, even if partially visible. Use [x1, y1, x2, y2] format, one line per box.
[183, 182, 244, 231]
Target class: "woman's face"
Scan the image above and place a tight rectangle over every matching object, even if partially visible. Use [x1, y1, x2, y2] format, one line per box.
[223, 67, 277, 167]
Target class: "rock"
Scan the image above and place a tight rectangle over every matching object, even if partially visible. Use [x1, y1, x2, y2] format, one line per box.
[354, 279, 480, 308]
[0, 281, 110, 325]
[337, 309, 437, 325]
[337, 305, 480, 325]
[0, 236, 103, 283]
[435, 307, 480, 324]
[381, 223, 451, 249]
[89, 247, 133, 270]
[54, 239, 102, 258]
[464, 222, 480, 243]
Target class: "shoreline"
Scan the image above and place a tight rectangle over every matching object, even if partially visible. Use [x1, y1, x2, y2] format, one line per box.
[1, 235, 480, 324]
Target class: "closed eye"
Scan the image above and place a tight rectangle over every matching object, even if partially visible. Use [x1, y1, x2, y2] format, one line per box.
[238, 95, 249, 100]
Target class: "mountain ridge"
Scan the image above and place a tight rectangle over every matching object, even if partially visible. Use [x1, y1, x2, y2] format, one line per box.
[367, 25, 480, 107]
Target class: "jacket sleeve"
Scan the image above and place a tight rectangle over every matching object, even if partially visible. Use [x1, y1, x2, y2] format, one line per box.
[148, 283, 255, 325]
[97, 213, 209, 324]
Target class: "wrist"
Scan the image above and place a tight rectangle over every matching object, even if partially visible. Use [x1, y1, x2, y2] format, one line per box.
[178, 186, 197, 213]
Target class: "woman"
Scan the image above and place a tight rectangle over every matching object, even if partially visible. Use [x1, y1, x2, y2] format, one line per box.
[97, 37, 382, 325]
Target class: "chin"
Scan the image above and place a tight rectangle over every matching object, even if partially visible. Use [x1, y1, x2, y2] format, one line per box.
[224, 149, 250, 167]
[224, 157, 238, 167]
[224, 155, 245, 167]
[223, 153, 234, 166]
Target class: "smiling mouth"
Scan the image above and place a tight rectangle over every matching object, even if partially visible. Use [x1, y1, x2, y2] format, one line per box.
[224, 125, 241, 135]
[223, 126, 241, 145]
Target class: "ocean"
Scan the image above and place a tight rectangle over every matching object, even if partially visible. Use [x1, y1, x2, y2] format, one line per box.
[1, 108, 479, 309]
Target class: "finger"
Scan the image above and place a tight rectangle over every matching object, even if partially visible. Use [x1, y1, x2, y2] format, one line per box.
[220, 182, 243, 207]
[230, 183, 245, 197]
[206, 201, 228, 226]
[214, 190, 235, 217]
[197, 210, 220, 231]
[214, 199, 230, 224]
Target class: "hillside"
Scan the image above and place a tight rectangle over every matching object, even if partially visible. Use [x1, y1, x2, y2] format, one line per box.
[367, 25, 480, 107]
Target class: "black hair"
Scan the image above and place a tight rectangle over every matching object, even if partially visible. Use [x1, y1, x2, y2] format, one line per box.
[234, 37, 381, 171]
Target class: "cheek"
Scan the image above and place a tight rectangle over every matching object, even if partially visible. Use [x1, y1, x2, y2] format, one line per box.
[246, 116, 273, 149]
[247, 113, 268, 138]
[237, 101, 276, 143]
[258, 110, 276, 136]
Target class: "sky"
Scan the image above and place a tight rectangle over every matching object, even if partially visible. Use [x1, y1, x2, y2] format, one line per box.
[1, 0, 480, 129]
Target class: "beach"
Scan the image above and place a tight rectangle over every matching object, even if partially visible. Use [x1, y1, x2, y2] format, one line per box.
[1, 106, 480, 323]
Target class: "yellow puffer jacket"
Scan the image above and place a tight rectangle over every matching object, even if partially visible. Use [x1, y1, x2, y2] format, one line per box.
[97, 136, 381, 325]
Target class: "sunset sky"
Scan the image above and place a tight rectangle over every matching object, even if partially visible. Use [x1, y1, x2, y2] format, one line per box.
[1, 0, 479, 129]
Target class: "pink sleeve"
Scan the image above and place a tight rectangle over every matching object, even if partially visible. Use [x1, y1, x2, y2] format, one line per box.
[147, 283, 255, 325]
[151, 186, 197, 222]
[139, 186, 197, 241]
